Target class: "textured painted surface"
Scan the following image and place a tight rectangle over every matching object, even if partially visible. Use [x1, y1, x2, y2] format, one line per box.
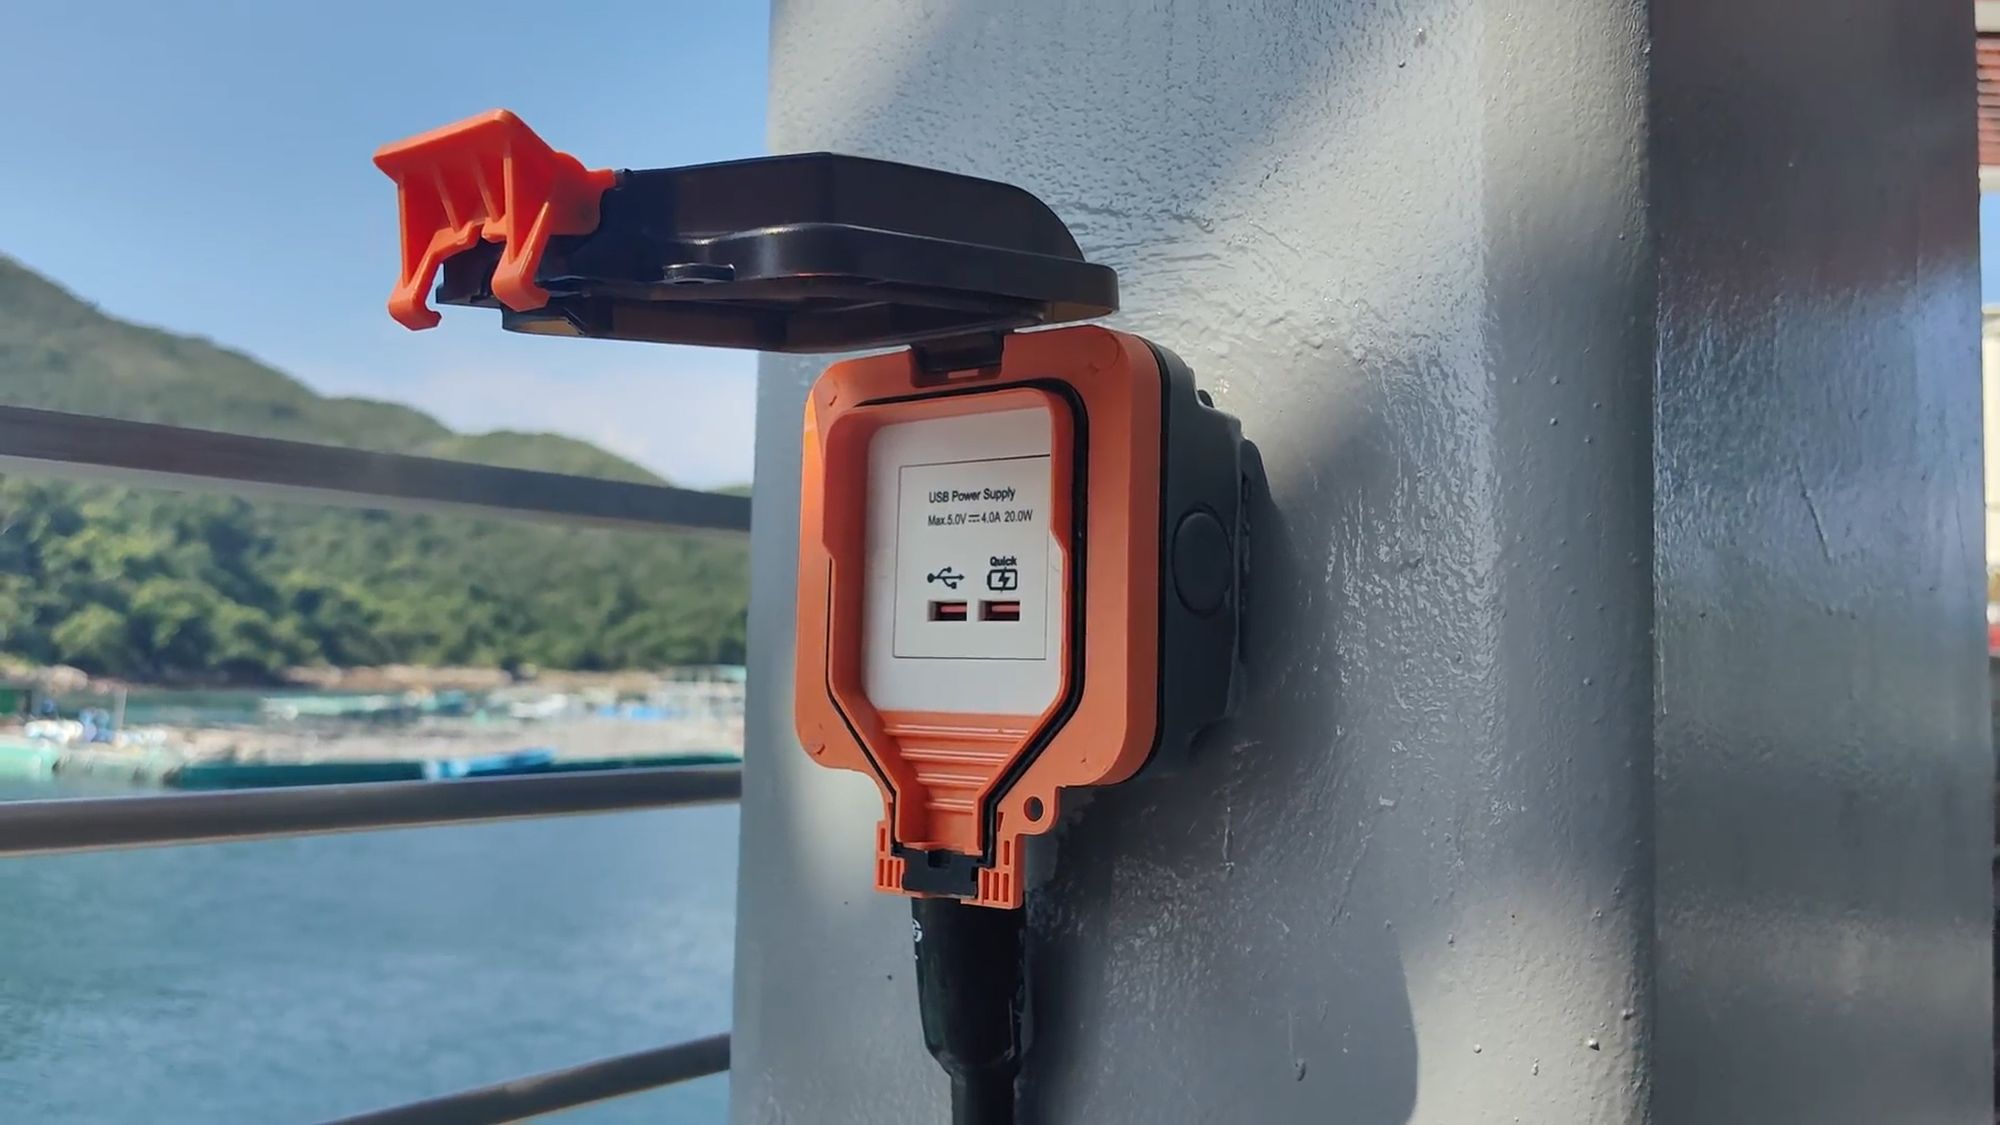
[735, 1, 1989, 1122]
[1649, 1, 1991, 1121]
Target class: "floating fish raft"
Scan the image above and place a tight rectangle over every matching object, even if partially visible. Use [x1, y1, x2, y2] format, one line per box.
[164, 748, 741, 790]
[0, 739, 738, 790]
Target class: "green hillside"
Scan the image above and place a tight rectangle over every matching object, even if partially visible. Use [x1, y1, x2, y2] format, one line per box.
[0, 255, 747, 681]
[421, 432, 663, 485]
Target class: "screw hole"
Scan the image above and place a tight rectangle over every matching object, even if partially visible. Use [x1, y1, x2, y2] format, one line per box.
[1024, 796, 1045, 822]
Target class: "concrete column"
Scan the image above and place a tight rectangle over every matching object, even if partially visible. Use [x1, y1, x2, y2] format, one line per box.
[734, 1, 1989, 1121]
[1650, 3, 1988, 1120]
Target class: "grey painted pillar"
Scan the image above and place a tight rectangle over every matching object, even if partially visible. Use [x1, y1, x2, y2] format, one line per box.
[1649, 3, 1989, 1121]
[733, 1, 1990, 1122]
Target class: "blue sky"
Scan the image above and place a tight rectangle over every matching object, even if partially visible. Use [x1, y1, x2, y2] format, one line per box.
[3, 6, 1994, 489]
[0, 1, 768, 487]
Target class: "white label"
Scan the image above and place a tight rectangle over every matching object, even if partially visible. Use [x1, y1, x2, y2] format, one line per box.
[892, 454, 1050, 660]
[862, 406, 1063, 716]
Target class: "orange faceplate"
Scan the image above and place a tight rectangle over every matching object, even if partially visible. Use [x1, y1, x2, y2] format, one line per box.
[794, 326, 1165, 909]
[373, 110, 616, 331]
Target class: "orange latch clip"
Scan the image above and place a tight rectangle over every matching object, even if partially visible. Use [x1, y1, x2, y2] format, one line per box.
[373, 110, 616, 330]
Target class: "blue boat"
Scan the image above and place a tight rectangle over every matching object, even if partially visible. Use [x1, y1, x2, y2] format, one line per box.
[421, 748, 556, 780]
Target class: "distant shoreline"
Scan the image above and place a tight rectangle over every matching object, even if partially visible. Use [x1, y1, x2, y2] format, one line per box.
[0, 661, 739, 698]
[3, 664, 747, 779]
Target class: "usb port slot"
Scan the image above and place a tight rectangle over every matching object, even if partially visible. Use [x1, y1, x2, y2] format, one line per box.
[979, 600, 1022, 622]
[929, 601, 969, 622]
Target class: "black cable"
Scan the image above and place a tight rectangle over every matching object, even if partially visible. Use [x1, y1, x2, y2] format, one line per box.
[911, 897, 1025, 1125]
[943, 1073, 1015, 1125]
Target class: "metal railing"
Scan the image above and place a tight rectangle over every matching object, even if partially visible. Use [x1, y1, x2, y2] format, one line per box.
[0, 766, 742, 857]
[0, 408, 750, 1121]
[0, 405, 752, 535]
[329, 1035, 732, 1124]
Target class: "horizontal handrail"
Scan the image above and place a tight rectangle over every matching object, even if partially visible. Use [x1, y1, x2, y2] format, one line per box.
[325, 1033, 730, 1124]
[0, 766, 741, 858]
[0, 404, 751, 536]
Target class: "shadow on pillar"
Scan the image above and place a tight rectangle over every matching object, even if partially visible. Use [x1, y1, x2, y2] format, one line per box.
[1018, 444, 1419, 1123]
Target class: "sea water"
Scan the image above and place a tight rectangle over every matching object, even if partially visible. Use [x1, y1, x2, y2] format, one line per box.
[0, 779, 735, 1122]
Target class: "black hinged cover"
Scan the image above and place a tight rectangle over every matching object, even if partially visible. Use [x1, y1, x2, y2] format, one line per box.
[434, 153, 1119, 354]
